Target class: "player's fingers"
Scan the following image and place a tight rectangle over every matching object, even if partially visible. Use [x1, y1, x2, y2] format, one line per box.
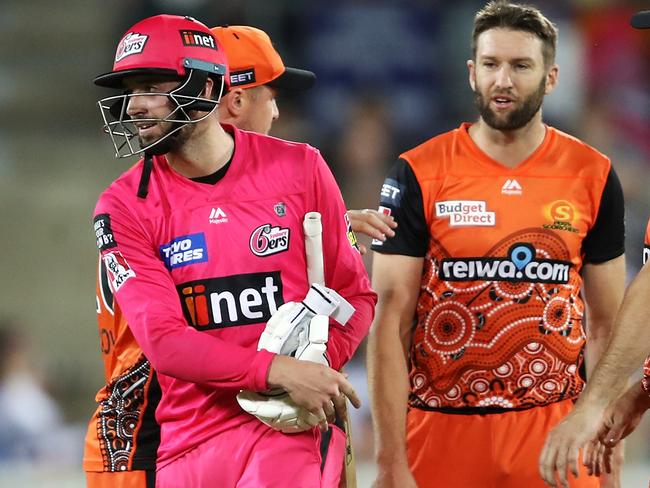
[554, 444, 579, 488]
[364, 208, 398, 229]
[352, 214, 392, 239]
[338, 379, 361, 409]
[332, 393, 347, 417]
[323, 400, 336, 424]
[539, 436, 563, 487]
[603, 445, 614, 474]
[358, 243, 368, 255]
[351, 209, 396, 237]
[304, 409, 322, 428]
[308, 407, 328, 431]
[582, 441, 593, 476]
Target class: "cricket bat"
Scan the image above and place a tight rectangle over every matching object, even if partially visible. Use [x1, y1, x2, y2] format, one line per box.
[303, 212, 357, 488]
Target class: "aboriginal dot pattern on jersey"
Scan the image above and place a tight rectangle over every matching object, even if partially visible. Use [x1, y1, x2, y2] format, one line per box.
[409, 228, 585, 410]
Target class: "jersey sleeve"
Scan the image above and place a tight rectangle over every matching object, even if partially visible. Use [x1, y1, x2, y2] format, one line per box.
[370, 158, 429, 256]
[309, 150, 377, 371]
[581, 166, 625, 264]
[93, 194, 274, 392]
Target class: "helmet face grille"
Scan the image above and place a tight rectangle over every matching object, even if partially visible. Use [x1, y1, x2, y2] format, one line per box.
[97, 70, 225, 158]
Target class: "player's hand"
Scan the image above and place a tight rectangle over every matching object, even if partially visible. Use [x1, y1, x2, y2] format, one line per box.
[596, 442, 623, 488]
[267, 355, 361, 430]
[373, 460, 418, 488]
[538, 402, 608, 487]
[347, 208, 397, 254]
[597, 383, 650, 452]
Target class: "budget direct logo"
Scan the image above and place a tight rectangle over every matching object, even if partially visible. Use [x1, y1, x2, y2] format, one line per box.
[178, 272, 283, 329]
[542, 200, 579, 233]
[439, 243, 571, 284]
[250, 224, 290, 257]
[435, 200, 496, 227]
[159, 233, 208, 270]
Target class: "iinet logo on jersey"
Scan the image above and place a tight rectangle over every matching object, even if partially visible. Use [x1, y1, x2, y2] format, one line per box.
[501, 179, 523, 196]
[435, 200, 496, 227]
[209, 207, 228, 224]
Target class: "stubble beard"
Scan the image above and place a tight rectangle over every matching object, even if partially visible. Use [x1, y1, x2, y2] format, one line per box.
[474, 77, 546, 131]
[138, 120, 196, 156]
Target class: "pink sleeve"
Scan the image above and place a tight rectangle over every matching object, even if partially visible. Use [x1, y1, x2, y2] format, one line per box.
[94, 195, 274, 391]
[310, 150, 377, 371]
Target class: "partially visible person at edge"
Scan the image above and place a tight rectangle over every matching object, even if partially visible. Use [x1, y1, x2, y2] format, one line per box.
[367, 2, 626, 488]
[84, 15, 376, 488]
[539, 13, 650, 481]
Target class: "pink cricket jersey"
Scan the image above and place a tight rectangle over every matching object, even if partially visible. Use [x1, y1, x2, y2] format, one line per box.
[92, 124, 376, 467]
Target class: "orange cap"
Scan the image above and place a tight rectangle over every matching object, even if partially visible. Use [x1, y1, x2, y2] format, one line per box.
[211, 25, 315, 91]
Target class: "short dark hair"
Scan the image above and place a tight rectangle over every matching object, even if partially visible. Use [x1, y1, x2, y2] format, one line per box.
[472, 1, 558, 67]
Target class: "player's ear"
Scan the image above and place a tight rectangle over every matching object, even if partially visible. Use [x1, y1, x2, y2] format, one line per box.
[467, 59, 476, 91]
[201, 77, 214, 99]
[544, 64, 559, 95]
[223, 88, 245, 117]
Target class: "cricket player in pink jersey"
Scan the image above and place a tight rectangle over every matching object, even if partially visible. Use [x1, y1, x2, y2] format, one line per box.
[91, 14, 376, 488]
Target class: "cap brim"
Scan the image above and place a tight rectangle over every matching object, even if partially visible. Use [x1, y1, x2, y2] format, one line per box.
[267, 67, 316, 91]
[94, 68, 181, 88]
[631, 10, 650, 29]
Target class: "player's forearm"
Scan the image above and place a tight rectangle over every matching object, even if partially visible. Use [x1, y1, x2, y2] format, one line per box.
[580, 265, 650, 406]
[118, 284, 275, 391]
[367, 312, 412, 465]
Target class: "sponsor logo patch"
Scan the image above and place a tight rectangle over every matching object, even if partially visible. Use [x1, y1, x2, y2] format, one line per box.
[345, 213, 361, 253]
[159, 233, 208, 270]
[380, 178, 403, 206]
[644, 246, 649, 265]
[230, 68, 256, 86]
[179, 272, 283, 329]
[94, 214, 117, 251]
[115, 32, 148, 62]
[250, 224, 290, 257]
[435, 200, 496, 227]
[209, 207, 228, 224]
[103, 251, 136, 291]
[542, 200, 579, 233]
[501, 179, 523, 195]
[439, 243, 571, 284]
[274, 202, 286, 217]
[371, 206, 393, 246]
[179, 30, 217, 50]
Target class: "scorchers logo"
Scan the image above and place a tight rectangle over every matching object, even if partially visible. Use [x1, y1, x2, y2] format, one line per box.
[249, 224, 290, 257]
[439, 243, 571, 284]
[178, 272, 283, 330]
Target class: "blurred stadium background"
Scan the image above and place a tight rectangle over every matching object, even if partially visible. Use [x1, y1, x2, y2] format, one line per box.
[1, 0, 649, 486]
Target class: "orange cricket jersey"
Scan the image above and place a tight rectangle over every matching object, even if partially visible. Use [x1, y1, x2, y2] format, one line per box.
[83, 256, 160, 473]
[373, 123, 624, 411]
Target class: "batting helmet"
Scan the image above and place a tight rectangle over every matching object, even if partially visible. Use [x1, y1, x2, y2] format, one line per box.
[95, 15, 229, 158]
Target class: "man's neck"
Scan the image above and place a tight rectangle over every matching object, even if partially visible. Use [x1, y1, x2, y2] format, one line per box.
[467, 113, 546, 169]
[166, 120, 234, 178]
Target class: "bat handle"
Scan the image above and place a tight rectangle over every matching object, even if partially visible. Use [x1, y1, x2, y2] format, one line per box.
[303, 212, 324, 286]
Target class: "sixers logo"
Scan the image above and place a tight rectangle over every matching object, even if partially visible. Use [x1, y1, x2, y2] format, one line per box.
[250, 224, 290, 257]
[115, 32, 148, 62]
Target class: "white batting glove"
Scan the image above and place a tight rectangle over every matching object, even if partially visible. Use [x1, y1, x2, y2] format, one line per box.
[236, 284, 354, 433]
